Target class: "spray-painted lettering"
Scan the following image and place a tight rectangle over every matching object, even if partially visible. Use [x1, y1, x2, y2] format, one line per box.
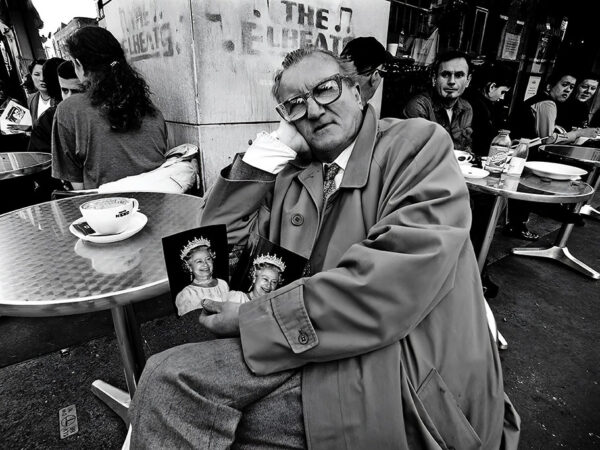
[211, 1, 353, 57]
[118, 5, 177, 62]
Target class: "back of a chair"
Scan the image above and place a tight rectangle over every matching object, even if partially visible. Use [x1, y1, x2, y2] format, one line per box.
[51, 189, 98, 200]
[187, 146, 205, 197]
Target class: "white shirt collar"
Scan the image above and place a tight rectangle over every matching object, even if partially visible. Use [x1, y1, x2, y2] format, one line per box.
[323, 140, 356, 188]
[324, 139, 355, 171]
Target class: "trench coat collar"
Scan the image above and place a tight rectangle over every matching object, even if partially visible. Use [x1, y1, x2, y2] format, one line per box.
[290, 105, 377, 191]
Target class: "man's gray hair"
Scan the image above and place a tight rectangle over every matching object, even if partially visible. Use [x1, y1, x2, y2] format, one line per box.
[271, 46, 358, 101]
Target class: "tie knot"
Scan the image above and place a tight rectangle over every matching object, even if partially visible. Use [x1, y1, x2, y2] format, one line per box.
[324, 163, 341, 183]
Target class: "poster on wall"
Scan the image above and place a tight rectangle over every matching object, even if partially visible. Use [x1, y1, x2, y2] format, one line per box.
[498, 18, 523, 62]
[500, 32, 520, 60]
[524, 75, 541, 101]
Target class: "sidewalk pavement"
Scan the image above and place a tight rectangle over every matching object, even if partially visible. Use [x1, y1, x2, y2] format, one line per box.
[1, 201, 599, 449]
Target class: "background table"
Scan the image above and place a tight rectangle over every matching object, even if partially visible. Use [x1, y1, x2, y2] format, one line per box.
[467, 171, 595, 274]
[0, 152, 51, 180]
[466, 171, 594, 348]
[0, 192, 204, 422]
[539, 144, 600, 220]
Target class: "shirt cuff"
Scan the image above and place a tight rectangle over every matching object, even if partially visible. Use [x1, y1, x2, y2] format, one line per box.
[242, 131, 297, 174]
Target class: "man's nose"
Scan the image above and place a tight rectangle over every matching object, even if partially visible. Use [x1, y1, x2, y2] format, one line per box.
[306, 97, 324, 119]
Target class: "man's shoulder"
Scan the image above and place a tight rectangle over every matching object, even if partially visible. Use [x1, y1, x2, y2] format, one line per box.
[456, 97, 473, 113]
[378, 115, 440, 135]
[56, 94, 92, 116]
[375, 117, 447, 157]
[405, 92, 431, 106]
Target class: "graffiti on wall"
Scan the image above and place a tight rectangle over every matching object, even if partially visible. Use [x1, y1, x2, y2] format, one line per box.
[118, 4, 183, 62]
[208, 1, 355, 57]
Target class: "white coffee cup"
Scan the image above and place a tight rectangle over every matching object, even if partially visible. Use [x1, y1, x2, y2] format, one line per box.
[453, 150, 474, 165]
[80, 197, 139, 235]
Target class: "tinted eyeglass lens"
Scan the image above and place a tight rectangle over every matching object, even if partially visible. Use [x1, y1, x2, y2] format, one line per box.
[313, 78, 341, 104]
[281, 76, 342, 121]
[287, 98, 306, 121]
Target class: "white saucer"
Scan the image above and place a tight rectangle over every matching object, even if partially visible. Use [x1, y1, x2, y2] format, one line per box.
[525, 161, 587, 181]
[461, 166, 489, 179]
[69, 212, 148, 244]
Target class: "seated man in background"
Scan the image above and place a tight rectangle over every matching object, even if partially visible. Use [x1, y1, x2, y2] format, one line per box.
[403, 50, 473, 150]
[129, 47, 519, 449]
[340, 36, 395, 106]
[463, 60, 516, 298]
[463, 61, 514, 157]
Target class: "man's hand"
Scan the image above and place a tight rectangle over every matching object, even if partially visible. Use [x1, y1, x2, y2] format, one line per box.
[198, 300, 241, 336]
[275, 120, 310, 155]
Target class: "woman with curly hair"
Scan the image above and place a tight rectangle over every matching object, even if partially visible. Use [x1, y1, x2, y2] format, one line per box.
[51, 26, 167, 189]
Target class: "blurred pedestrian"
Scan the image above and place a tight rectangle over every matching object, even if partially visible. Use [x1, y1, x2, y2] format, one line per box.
[51, 26, 167, 190]
[27, 58, 65, 153]
[26, 58, 49, 127]
[57, 60, 85, 100]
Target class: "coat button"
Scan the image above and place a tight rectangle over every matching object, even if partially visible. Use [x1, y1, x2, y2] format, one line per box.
[291, 214, 304, 226]
[298, 330, 309, 345]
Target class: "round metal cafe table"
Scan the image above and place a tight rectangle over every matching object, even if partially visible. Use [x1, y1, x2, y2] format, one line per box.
[466, 170, 596, 280]
[0, 191, 204, 423]
[0, 152, 51, 180]
[539, 144, 600, 219]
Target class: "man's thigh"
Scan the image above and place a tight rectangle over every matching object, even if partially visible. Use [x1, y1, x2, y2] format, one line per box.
[130, 338, 305, 448]
[234, 371, 305, 449]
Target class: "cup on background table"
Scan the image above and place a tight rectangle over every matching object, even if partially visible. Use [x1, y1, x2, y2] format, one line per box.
[453, 150, 474, 166]
[386, 43, 398, 56]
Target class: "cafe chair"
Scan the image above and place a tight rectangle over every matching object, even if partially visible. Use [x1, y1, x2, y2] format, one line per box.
[51, 143, 204, 199]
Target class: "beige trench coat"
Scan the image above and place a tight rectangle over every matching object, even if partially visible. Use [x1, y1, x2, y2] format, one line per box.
[202, 107, 520, 449]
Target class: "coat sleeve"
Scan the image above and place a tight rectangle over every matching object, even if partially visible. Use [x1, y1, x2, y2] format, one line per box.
[201, 155, 276, 247]
[238, 122, 474, 374]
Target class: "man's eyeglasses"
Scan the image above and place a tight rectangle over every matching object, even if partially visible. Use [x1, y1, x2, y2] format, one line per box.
[275, 74, 350, 122]
[357, 67, 387, 78]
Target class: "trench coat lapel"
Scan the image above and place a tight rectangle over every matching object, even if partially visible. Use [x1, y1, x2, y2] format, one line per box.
[340, 105, 377, 189]
[297, 162, 323, 210]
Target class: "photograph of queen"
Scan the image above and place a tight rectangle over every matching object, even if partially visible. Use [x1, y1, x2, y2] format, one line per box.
[247, 253, 286, 299]
[175, 236, 247, 316]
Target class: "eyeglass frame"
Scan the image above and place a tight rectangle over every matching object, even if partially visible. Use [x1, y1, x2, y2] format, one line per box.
[356, 66, 387, 78]
[275, 73, 354, 122]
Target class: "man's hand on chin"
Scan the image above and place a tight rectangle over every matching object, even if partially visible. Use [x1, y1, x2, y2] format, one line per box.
[198, 299, 241, 336]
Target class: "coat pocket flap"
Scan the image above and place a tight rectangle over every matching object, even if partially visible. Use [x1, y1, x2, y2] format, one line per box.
[417, 368, 482, 450]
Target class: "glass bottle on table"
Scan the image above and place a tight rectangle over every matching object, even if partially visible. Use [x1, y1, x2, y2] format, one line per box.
[486, 129, 511, 173]
[506, 138, 529, 176]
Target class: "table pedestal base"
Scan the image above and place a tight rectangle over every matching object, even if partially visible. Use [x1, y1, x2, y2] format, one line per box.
[92, 304, 146, 424]
[91, 380, 130, 424]
[512, 245, 600, 279]
[579, 204, 600, 219]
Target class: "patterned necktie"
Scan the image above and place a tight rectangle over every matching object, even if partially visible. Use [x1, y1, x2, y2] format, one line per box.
[322, 162, 341, 207]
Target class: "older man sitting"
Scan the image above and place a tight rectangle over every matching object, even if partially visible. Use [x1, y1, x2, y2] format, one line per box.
[129, 47, 520, 449]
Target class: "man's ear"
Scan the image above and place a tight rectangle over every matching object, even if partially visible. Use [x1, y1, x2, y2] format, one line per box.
[352, 85, 363, 108]
[466, 73, 472, 87]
